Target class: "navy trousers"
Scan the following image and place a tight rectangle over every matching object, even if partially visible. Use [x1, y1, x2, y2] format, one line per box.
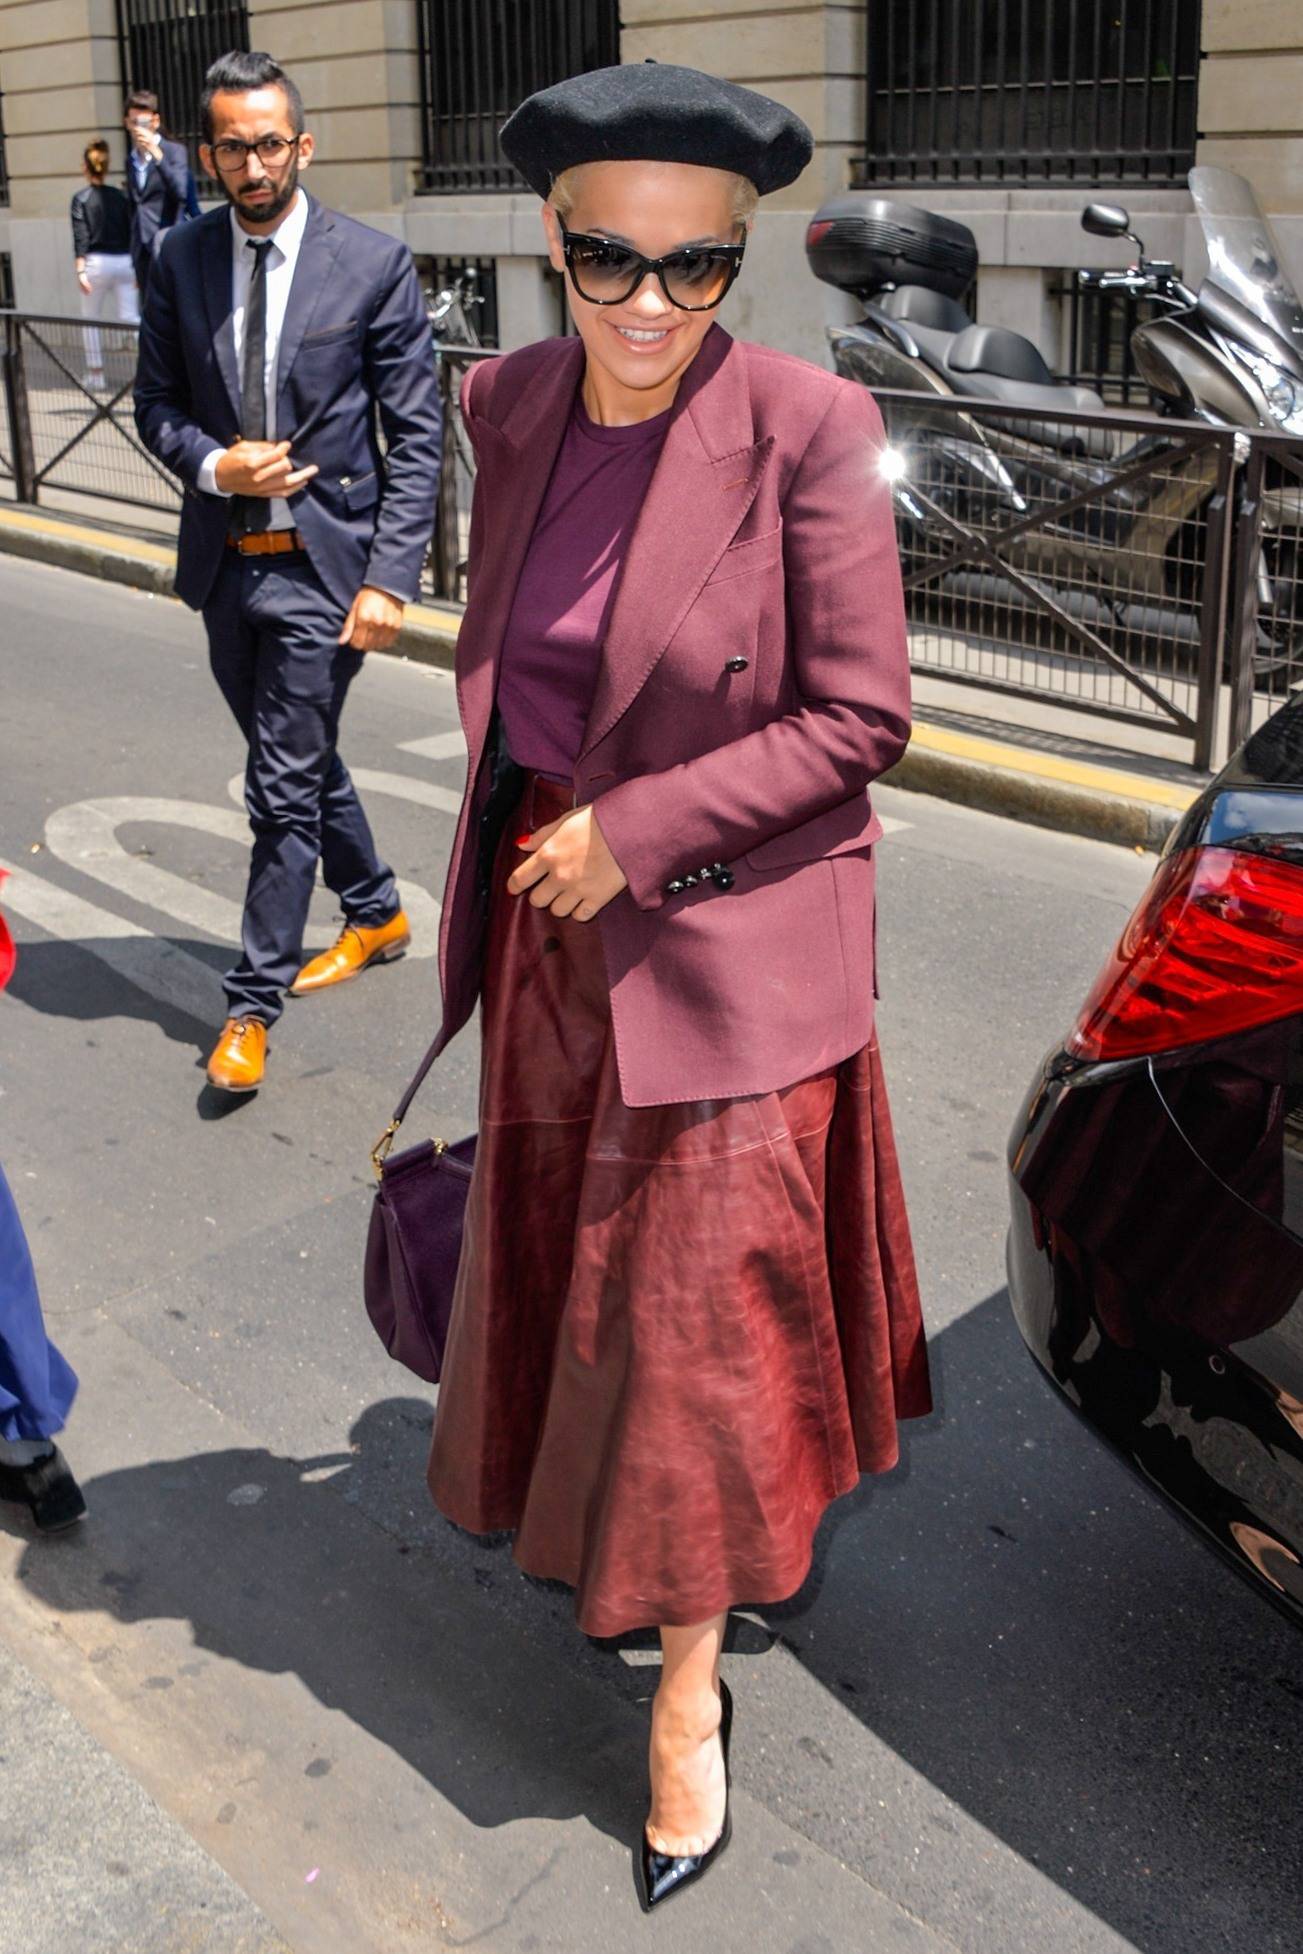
[0, 1165, 77, 1443]
[204, 552, 399, 1027]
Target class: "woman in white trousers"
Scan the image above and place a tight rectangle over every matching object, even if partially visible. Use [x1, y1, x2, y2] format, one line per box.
[70, 140, 138, 389]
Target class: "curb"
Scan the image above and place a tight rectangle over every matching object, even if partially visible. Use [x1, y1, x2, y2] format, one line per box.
[0, 507, 1197, 852]
[886, 725, 1196, 851]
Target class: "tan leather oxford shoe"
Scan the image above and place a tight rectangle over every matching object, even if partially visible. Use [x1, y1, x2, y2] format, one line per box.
[206, 1017, 268, 1093]
[289, 909, 411, 997]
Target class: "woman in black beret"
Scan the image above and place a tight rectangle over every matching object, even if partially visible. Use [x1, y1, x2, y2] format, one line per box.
[422, 60, 930, 1911]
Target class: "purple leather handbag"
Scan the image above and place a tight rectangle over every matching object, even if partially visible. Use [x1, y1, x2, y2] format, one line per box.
[364, 1037, 476, 1383]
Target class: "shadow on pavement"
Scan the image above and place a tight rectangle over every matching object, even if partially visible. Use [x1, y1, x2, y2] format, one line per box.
[8, 1298, 1303, 1952]
[8, 1399, 646, 1853]
[3, 935, 224, 1053]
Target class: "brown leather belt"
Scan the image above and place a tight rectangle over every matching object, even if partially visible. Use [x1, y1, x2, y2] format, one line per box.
[226, 528, 307, 556]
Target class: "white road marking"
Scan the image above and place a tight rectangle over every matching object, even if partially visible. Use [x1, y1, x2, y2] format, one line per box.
[396, 731, 468, 762]
[0, 859, 224, 1023]
[51, 795, 438, 959]
[46, 797, 266, 943]
[8, 752, 905, 1031]
[224, 769, 462, 819]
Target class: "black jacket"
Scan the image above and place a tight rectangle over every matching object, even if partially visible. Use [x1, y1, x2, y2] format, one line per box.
[124, 136, 198, 278]
[70, 183, 132, 259]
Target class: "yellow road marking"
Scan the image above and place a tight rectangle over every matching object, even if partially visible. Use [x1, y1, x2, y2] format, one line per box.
[0, 503, 176, 565]
[908, 720, 1199, 811]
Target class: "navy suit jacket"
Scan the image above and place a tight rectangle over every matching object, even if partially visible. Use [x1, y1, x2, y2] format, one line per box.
[134, 194, 441, 612]
[124, 136, 198, 280]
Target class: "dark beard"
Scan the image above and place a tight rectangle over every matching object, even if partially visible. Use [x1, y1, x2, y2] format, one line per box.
[225, 156, 300, 227]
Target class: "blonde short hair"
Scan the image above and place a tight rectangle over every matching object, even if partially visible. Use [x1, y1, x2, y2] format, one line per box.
[549, 164, 759, 230]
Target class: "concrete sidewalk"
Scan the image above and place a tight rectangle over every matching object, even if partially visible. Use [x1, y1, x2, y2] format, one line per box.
[0, 501, 1202, 853]
[0, 1642, 291, 1954]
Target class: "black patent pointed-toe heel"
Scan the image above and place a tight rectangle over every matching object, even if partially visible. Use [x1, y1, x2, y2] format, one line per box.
[636, 1679, 733, 1913]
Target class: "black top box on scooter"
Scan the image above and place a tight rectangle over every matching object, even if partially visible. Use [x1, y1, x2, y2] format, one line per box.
[805, 196, 977, 300]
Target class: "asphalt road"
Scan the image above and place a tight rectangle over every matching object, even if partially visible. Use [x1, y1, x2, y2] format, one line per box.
[1, 554, 1300, 1954]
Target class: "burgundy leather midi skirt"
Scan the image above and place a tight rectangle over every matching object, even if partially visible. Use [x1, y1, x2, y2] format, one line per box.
[426, 773, 931, 1638]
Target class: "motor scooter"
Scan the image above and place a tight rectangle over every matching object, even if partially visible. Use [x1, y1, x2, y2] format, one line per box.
[806, 169, 1303, 675]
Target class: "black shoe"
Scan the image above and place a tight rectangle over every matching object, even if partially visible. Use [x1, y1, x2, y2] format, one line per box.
[636, 1679, 733, 1912]
[0, 1445, 87, 1532]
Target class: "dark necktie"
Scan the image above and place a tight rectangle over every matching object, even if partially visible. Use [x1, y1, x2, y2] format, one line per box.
[236, 237, 273, 535]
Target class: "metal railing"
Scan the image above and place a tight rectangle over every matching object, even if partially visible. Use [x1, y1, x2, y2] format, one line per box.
[855, 0, 1200, 187]
[872, 385, 1303, 769]
[415, 0, 620, 194]
[431, 345, 495, 599]
[0, 310, 486, 606]
[0, 312, 181, 513]
[3, 312, 1300, 777]
[116, 0, 251, 189]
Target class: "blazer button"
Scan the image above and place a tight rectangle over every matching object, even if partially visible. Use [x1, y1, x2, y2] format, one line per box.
[724, 656, 748, 672]
[713, 867, 735, 890]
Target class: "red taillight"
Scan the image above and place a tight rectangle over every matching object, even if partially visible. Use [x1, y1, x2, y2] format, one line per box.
[1069, 845, 1303, 1061]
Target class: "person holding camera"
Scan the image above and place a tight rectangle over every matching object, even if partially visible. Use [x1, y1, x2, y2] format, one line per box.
[122, 87, 199, 296]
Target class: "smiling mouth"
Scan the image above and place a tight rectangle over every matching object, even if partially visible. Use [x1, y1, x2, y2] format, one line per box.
[612, 324, 675, 346]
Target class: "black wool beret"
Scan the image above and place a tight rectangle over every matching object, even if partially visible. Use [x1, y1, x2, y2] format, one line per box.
[499, 61, 814, 201]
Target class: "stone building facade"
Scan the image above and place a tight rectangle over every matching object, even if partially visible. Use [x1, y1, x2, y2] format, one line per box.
[0, 1, 1300, 375]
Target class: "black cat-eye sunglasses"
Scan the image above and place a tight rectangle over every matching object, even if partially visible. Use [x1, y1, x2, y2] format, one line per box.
[558, 226, 747, 312]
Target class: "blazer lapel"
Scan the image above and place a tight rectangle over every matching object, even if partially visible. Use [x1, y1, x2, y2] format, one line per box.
[275, 196, 342, 416]
[577, 325, 773, 763]
[200, 214, 241, 424]
[455, 337, 586, 761]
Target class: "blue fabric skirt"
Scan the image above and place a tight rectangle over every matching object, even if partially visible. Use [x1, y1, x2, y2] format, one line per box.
[0, 1164, 77, 1441]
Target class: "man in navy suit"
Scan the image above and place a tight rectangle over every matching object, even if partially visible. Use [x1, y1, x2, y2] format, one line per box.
[122, 88, 200, 296]
[135, 49, 441, 1093]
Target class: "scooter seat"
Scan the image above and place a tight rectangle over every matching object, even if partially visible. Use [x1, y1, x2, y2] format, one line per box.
[948, 323, 1055, 386]
[878, 285, 972, 334]
[902, 321, 966, 372]
[944, 366, 1116, 455]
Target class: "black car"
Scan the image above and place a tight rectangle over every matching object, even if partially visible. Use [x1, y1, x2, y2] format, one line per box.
[1008, 696, 1303, 1625]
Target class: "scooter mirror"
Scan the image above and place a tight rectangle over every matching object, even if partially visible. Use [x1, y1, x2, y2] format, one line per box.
[1081, 202, 1130, 237]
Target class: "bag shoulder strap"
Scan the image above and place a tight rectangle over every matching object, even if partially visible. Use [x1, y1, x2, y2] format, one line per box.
[370, 1031, 447, 1179]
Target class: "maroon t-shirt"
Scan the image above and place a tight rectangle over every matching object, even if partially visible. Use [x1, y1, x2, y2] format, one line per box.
[497, 389, 673, 782]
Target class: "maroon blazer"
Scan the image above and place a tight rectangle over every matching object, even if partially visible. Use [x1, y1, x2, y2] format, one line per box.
[433, 322, 911, 1107]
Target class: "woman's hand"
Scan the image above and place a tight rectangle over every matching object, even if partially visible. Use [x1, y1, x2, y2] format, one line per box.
[507, 805, 628, 921]
[76, 264, 92, 296]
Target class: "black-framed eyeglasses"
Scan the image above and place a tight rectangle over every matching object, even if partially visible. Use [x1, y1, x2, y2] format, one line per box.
[210, 135, 297, 173]
[559, 226, 746, 312]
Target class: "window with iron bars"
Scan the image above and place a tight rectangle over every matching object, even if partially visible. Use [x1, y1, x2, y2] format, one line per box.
[116, 0, 250, 190]
[1050, 274, 1169, 404]
[417, 1, 621, 194]
[856, 0, 1201, 187]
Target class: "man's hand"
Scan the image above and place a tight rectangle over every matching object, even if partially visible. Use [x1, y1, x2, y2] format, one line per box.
[131, 125, 162, 162]
[214, 439, 318, 498]
[338, 586, 404, 653]
[506, 805, 628, 921]
[76, 268, 92, 297]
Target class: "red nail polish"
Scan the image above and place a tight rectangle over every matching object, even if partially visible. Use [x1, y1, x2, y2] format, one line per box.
[514, 833, 532, 847]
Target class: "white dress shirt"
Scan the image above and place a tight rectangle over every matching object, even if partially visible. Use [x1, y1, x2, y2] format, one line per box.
[197, 189, 310, 530]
